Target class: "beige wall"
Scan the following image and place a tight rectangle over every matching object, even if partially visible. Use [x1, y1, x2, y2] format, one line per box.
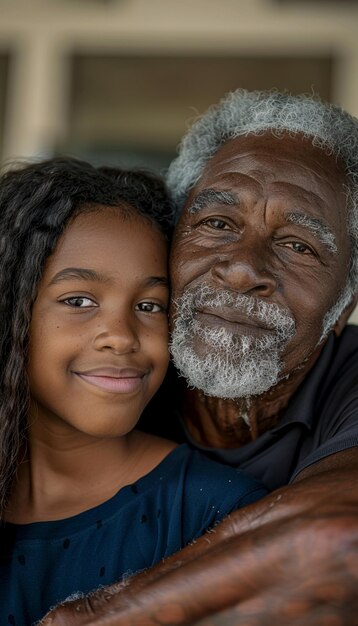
[0, 0, 357, 322]
[1, 0, 358, 159]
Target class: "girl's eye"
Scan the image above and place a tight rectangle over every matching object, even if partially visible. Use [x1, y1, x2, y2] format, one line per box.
[63, 296, 97, 308]
[136, 302, 166, 313]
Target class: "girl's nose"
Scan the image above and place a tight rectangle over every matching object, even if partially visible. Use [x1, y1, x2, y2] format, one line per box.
[93, 314, 140, 355]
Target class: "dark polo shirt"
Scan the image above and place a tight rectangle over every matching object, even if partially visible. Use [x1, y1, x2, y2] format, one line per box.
[142, 325, 358, 492]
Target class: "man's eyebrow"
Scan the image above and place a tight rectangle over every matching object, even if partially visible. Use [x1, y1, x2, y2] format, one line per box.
[285, 212, 338, 255]
[187, 189, 238, 214]
[48, 267, 109, 286]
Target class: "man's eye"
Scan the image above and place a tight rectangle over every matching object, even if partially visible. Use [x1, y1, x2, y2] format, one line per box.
[286, 241, 313, 255]
[202, 218, 230, 230]
[136, 302, 166, 313]
[63, 297, 97, 308]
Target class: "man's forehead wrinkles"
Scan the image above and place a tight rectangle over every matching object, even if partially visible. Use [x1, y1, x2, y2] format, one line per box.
[285, 212, 338, 254]
[188, 189, 238, 214]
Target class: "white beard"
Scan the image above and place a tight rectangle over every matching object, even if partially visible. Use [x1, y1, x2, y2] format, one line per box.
[170, 284, 295, 400]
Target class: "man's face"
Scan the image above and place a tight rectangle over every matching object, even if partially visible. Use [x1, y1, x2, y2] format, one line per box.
[169, 133, 351, 399]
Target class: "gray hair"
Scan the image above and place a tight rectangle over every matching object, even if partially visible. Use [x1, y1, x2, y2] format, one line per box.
[167, 89, 358, 298]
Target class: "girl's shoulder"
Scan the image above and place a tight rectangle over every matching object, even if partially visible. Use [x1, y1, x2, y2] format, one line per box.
[127, 430, 178, 480]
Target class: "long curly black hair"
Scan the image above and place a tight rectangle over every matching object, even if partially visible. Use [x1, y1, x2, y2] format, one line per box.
[0, 156, 174, 518]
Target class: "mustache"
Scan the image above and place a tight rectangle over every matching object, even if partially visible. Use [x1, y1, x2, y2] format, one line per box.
[173, 283, 295, 338]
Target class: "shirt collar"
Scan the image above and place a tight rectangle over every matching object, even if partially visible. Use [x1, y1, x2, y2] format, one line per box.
[270, 333, 336, 433]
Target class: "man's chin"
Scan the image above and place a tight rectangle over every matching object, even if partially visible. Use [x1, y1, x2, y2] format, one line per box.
[171, 341, 282, 400]
[189, 333, 226, 358]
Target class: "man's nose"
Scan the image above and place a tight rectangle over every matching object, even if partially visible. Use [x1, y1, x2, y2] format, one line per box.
[211, 247, 277, 297]
[93, 313, 140, 354]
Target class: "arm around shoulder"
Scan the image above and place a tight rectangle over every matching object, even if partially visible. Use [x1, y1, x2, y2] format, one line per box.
[41, 447, 358, 625]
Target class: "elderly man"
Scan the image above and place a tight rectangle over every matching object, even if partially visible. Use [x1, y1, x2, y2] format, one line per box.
[44, 90, 358, 625]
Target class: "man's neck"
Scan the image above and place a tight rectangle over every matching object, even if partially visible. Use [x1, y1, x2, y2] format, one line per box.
[181, 345, 324, 449]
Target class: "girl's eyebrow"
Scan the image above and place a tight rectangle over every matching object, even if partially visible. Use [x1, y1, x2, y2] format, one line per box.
[48, 267, 108, 285]
[142, 276, 169, 288]
[48, 268, 169, 288]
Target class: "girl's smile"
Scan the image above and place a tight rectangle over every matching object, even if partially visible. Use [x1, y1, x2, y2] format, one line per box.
[74, 367, 149, 394]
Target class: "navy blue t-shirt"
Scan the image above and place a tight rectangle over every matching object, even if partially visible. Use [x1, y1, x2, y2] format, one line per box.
[0, 444, 267, 626]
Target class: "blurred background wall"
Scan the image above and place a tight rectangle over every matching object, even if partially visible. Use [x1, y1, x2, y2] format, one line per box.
[0, 0, 357, 321]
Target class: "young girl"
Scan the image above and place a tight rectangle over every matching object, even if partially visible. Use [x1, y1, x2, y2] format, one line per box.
[0, 158, 267, 626]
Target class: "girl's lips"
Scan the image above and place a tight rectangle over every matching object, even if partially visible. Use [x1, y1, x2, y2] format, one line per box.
[74, 369, 146, 394]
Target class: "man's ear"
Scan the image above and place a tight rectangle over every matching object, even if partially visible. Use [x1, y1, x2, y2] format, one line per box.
[333, 293, 358, 337]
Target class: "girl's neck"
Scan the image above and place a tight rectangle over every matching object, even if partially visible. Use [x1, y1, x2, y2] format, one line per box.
[5, 430, 175, 524]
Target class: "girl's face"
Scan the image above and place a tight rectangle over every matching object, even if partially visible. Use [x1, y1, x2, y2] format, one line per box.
[28, 206, 169, 439]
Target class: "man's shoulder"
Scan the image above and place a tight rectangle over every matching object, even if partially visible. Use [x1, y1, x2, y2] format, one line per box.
[282, 324, 358, 439]
[335, 324, 358, 361]
[334, 324, 358, 353]
[320, 324, 358, 391]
